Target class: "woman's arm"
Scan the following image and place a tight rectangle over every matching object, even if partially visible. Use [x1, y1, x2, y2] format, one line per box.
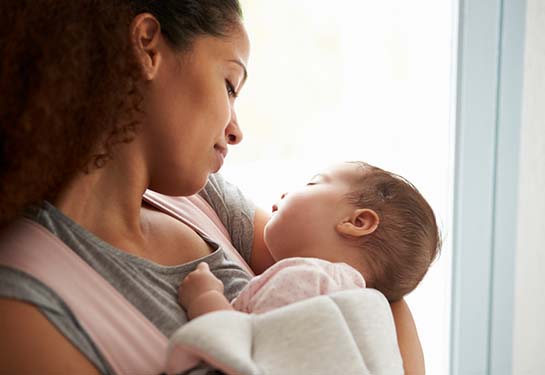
[0, 298, 99, 374]
[249, 207, 275, 274]
[391, 299, 425, 374]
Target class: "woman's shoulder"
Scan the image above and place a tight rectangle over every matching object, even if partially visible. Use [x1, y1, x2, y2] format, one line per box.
[0, 266, 110, 373]
[0, 266, 66, 313]
[0, 297, 102, 374]
[201, 173, 256, 263]
[201, 173, 255, 216]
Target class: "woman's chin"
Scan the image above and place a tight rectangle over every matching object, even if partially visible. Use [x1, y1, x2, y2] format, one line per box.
[148, 174, 209, 197]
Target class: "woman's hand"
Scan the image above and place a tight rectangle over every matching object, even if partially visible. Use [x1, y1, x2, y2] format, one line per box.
[178, 262, 233, 320]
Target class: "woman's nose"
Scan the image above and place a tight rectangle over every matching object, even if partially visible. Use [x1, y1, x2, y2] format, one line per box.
[226, 110, 243, 145]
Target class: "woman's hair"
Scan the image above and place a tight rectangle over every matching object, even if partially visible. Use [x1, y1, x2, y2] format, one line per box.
[346, 162, 442, 302]
[0, 0, 242, 227]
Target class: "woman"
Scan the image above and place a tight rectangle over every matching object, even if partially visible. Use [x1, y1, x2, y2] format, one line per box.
[0, 1, 425, 373]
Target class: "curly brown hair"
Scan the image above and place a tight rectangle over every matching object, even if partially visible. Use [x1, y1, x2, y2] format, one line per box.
[0, 0, 242, 228]
[347, 162, 442, 302]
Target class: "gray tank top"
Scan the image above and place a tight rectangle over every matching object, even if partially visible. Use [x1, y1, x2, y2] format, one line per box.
[0, 173, 255, 374]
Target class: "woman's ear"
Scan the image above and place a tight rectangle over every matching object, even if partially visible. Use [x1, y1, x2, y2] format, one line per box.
[130, 13, 162, 80]
[336, 208, 380, 238]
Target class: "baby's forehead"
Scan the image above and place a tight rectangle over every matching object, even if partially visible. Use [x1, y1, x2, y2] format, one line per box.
[323, 162, 368, 181]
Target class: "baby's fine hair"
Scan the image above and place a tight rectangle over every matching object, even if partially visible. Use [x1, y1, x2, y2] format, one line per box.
[346, 162, 441, 301]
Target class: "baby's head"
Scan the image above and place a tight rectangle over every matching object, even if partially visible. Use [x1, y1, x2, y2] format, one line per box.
[264, 161, 441, 301]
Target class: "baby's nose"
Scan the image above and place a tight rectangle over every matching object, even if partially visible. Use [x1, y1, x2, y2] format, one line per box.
[272, 193, 288, 213]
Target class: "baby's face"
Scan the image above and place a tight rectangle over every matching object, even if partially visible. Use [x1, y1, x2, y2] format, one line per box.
[264, 162, 363, 262]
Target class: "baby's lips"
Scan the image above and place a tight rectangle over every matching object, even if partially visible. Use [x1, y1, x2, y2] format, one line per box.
[271, 203, 278, 213]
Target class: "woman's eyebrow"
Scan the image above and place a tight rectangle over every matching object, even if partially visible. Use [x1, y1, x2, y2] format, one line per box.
[228, 59, 248, 84]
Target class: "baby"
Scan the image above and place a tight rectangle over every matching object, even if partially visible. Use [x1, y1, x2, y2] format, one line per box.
[179, 161, 441, 319]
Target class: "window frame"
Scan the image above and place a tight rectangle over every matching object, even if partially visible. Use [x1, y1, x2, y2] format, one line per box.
[450, 0, 527, 374]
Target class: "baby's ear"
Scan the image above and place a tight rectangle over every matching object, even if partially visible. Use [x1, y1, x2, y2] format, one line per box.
[336, 209, 379, 238]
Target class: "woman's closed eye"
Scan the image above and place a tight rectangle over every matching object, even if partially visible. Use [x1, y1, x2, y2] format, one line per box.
[225, 80, 238, 98]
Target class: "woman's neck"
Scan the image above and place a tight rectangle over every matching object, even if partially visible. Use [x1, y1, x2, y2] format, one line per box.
[53, 144, 150, 252]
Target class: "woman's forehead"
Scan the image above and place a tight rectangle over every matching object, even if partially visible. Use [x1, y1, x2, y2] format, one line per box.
[189, 25, 250, 67]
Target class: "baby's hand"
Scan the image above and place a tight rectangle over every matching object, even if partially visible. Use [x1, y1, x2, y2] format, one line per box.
[179, 262, 224, 311]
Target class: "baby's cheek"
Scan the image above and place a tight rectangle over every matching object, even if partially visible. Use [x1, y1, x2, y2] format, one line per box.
[262, 219, 290, 260]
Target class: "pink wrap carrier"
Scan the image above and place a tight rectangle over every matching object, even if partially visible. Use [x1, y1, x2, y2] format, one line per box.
[0, 191, 254, 374]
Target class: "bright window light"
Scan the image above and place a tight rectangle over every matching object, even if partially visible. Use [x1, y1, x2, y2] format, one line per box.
[222, 1, 455, 373]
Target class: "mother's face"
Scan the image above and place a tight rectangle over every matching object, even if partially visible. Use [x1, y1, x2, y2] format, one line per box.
[133, 15, 250, 196]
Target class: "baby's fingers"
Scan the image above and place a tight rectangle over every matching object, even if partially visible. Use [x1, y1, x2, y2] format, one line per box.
[197, 262, 209, 270]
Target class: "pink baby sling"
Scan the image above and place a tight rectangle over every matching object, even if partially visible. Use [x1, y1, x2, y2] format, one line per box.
[0, 190, 255, 374]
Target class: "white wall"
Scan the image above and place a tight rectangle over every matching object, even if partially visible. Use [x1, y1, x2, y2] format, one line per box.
[513, 0, 545, 374]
